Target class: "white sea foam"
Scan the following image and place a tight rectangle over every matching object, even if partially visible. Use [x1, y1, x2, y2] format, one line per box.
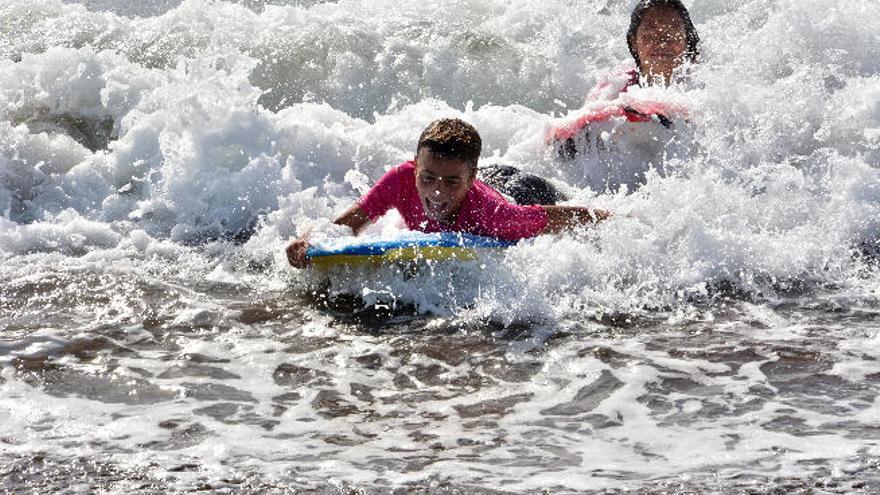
[2, 0, 880, 490]
[2, 0, 876, 313]
[1, 0, 877, 316]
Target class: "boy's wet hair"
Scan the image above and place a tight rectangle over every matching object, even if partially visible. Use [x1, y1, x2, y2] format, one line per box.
[416, 119, 482, 174]
[626, 0, 700, 69]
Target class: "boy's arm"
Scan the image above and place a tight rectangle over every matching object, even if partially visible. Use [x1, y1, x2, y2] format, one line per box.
[286, 204, 372, 268]
[540, 206, 610, 234]
[333, 204, 371, 234]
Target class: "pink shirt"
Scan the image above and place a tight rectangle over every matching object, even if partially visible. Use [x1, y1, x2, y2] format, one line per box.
[358, 161, 548, 241]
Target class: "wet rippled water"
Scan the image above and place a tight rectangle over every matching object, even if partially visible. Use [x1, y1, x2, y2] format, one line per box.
[4, 0, 880, 491]
[3, 256, 880, 492]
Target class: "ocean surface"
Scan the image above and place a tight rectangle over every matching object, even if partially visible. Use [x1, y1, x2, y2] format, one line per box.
[2, 0, 880, 492]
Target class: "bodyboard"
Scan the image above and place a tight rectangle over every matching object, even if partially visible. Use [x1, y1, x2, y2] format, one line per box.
[306, 232, 516, 268]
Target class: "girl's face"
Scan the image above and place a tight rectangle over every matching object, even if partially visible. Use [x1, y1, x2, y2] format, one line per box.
[635, 7, 689, 85]
[414, 148, 475, 225]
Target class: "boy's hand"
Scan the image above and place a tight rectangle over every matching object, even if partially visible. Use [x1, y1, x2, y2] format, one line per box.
[590, 208, 611, 223]
[540, 205, 612, 234]
[286, 238, 311, 268]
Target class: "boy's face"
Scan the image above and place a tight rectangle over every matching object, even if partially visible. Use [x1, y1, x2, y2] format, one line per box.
[414, 148, 475, 225]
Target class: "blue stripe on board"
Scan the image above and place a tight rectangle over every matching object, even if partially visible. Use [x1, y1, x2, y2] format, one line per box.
[307, 232, 516, 258]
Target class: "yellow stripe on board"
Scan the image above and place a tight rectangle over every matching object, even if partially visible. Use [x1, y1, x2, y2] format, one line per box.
[311, 246, 482, 268]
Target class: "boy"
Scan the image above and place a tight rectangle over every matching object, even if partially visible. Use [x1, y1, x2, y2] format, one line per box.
[287, 118, 609, 268]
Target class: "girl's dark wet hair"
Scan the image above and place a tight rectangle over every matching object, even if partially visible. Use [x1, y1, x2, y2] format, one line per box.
[416, 118, 482, 174]
[626, 0, 700, 69]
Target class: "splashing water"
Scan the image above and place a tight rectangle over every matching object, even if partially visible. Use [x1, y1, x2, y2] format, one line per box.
[2, 0, 880, 492]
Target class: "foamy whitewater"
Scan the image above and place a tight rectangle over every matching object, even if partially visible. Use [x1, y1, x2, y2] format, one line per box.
[2, 0, 880, 492]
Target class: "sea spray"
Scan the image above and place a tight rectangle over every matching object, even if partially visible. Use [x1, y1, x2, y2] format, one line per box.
[2, 0, 880, 492]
